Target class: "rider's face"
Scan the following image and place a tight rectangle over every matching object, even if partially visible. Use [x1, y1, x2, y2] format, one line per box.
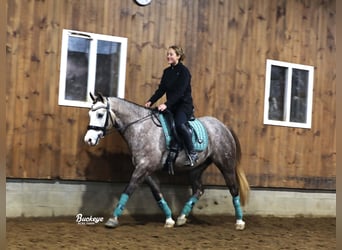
[166, 48, 180, 66]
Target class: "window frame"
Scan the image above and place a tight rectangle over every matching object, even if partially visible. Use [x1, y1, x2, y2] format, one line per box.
[58, 29, 128, 108]
[263, 59, 314, 129]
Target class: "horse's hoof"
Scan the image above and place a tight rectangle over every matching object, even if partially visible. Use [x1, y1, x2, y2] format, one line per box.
[105, 217, 119, 228]
[235, 220, 245, 230]
[164, 217, 175, 228]
[176, 215, 187, 226]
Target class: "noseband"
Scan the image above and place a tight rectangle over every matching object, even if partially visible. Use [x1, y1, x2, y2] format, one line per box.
[87, 99, 115, 136]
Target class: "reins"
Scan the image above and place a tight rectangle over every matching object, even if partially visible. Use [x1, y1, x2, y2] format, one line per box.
[117, 109, 160, 134]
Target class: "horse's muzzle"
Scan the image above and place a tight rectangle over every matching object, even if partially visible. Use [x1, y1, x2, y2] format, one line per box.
[84, 130, 103, 146]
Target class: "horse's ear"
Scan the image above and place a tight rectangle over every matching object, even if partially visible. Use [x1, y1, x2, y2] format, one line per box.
[97, 92, 104, 103]
[89, 92, 95, 102]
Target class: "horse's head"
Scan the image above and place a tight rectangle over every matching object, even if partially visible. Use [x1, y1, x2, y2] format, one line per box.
[84, 92, 116, 146]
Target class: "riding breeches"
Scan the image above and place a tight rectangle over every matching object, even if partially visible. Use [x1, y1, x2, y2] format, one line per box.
[174, 110, 195, 153]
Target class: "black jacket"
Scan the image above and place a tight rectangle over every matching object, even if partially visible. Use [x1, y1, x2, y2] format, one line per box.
[148, 63, 194, 117]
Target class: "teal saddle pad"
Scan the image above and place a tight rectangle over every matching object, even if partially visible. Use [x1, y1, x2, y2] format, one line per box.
[159, 114, 208, 152]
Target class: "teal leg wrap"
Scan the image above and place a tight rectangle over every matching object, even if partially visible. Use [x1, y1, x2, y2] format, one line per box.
[158, 198, 172, 219]
[233, 195, 243, 220]
[181, 196, 199, 216]
[113, 193, 129, 217]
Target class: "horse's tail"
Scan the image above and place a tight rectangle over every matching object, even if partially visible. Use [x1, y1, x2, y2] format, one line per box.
[230, 127, 250, 206]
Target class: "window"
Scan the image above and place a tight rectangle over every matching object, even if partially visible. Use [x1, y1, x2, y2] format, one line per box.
[263, 59, 314, 128]
[58, 29, 127, 108]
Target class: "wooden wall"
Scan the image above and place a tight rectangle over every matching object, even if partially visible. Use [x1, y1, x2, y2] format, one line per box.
[6, 0, 336, 190]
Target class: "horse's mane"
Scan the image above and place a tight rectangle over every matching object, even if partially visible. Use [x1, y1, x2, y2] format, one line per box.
[92, 92, 148, 111]
[111, 97, 146, 109]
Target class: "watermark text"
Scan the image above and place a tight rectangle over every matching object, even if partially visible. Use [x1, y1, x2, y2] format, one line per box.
[75, 213, 104, 225]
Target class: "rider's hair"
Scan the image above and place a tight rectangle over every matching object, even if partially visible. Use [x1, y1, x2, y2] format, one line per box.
[168, 45, 185, 62]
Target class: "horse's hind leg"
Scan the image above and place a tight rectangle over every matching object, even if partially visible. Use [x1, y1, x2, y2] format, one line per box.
[145, 175, 175, 228]
[176, 160, 210, 226]
[216, 158, 245, 230]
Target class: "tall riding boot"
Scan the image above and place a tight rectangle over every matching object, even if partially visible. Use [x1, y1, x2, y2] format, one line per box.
[179, 123, 198, 166]
[163, 140, 179, 175]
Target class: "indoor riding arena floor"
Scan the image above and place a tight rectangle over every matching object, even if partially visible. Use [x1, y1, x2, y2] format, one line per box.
[7, 215, 335, 250]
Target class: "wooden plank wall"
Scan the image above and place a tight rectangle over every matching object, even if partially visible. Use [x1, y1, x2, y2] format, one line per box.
[6, 0, 336, 190]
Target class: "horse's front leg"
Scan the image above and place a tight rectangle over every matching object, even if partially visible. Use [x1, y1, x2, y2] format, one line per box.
[176, 164, 207, 226]
[145, 175, 175, 228]
[105, 167, 148, 228]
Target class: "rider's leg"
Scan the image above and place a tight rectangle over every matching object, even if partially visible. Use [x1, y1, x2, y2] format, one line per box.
[163, 139, 180, 175]
[178, 123, 198, 166]
[174, 111, 198, 166]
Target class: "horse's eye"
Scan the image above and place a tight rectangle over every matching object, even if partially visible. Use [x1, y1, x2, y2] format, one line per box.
[97, 113, 104, 119]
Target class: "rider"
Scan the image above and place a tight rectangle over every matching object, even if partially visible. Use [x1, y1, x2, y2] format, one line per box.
[145, 45, 198, 167]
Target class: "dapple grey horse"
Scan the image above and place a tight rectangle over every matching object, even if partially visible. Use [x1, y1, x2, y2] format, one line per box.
[84, 93, 249, 230]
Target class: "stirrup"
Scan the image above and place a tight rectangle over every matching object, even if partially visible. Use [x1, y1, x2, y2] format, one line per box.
[184, 152, 198, 167]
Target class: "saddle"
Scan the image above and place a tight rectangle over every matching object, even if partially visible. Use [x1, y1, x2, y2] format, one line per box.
[159, 111, 208, 174]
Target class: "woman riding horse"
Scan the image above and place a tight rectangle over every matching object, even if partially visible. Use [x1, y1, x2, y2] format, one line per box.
[84, 93, 249, 230]
[145, 45, 198, 167]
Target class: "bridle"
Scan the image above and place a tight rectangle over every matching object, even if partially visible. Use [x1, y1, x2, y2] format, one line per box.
[87, 99, 116, 136]
[87, 98, 161, 136]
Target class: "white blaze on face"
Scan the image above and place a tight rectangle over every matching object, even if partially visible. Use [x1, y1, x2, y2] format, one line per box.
[84, 104, 108, 146]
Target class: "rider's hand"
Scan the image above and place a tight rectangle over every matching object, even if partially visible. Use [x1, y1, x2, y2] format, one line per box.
[158, 103, 167, 111]
[144, 101, 152, 108]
